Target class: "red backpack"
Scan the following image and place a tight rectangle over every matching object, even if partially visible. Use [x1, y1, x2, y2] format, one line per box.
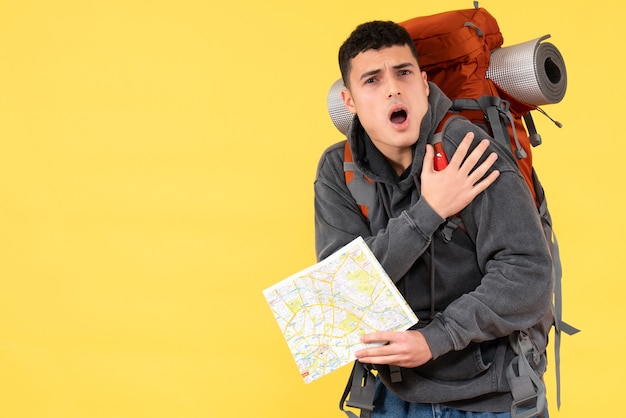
[402, 6, 553, 204]
[332, 5, 579, 418]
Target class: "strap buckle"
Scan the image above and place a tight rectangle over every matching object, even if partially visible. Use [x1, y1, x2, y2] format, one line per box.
[506, 335, 547, 418]
[510, 374, 540, 418]
[340, 361, 376, 418]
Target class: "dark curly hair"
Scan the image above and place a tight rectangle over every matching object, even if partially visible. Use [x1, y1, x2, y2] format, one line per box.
[338, 20, 419, 89]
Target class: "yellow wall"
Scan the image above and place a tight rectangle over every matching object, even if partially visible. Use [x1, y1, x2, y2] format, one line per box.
[0, 0, 621, 416]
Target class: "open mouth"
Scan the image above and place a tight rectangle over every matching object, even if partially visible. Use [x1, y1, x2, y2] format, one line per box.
[390, 109, 407, 124]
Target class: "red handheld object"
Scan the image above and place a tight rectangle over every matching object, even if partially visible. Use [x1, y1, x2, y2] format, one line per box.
[433, 142, 449, 171]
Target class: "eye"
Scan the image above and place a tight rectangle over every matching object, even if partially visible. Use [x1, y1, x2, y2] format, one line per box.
[364, 77, 377, 84]
[398, 69, 411, 77]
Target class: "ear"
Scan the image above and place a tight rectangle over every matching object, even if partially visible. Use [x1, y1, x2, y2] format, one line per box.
[341, 88, 357, 115]
[422, 71, 429, 96]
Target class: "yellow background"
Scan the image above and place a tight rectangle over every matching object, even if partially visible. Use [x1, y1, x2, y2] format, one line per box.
[0, 0, 621, 417]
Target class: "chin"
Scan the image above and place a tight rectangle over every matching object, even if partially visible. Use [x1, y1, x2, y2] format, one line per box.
[391, 129, 419, 146]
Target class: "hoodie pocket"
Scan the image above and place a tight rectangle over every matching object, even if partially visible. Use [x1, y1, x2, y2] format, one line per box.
[377, 338, 512, 404]
[416, 341, 491, 381]
[414, 340, 505, 381]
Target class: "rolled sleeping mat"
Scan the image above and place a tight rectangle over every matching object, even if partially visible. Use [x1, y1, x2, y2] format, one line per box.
[486, 35, 567, 106]
[327, 78, 353, 136]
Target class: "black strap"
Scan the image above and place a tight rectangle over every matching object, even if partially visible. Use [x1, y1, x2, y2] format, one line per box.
[550, 230, 580, 409]
[506, 332, 547, 418]
[523, 112, 542, 147]
[440, 216, 464, 243]
[340, 361, 377, 418]
[453, 95, 529, 161]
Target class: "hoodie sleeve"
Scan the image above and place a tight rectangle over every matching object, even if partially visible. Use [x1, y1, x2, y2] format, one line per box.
[419, 121, 554, 359]
[314, 142, 444, 281]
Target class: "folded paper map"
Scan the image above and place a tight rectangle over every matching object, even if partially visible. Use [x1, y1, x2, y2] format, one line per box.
[263, 237, 418, 383]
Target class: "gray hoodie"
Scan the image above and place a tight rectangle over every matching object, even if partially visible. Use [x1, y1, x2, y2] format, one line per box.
[313, 83, 554, 412]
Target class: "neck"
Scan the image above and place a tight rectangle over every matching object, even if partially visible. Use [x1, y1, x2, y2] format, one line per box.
[381, 147, 413, 176]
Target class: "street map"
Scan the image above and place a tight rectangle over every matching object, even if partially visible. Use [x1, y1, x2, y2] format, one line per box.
[263, 237, 418, 383]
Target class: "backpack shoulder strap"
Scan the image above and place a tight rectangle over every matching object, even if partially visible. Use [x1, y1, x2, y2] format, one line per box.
[343, 140, 375, 221]
[431, 113, 468, 243]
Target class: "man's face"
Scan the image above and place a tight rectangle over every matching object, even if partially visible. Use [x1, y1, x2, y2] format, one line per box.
[341, 44, 429, 160]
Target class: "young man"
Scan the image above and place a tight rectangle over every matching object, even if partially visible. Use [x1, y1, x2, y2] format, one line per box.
[314, 21, 553, 417]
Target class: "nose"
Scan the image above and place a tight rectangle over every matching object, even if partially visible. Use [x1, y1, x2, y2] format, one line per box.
[387, 80, 401, 98]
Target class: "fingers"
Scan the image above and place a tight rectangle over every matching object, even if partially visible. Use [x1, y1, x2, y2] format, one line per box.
[357, 331, 410, 356]
[471, 169, 500, 195]
[464, 139, 492, 173]
[467, 148, 498, 184]
[447, 131, 475, 168]
[449, 134, 500, 191]
[355, 331, 432, 368]
[360, 331, 393, 345]
[355, 334, 399, 363]
[447, 133, 496, 175]
[357, 352, 405, 366]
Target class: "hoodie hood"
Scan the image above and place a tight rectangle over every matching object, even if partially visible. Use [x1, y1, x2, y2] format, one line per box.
[347, 82, 452, 187]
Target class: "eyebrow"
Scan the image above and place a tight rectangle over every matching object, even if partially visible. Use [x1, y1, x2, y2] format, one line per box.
[359, 62, 415, 81]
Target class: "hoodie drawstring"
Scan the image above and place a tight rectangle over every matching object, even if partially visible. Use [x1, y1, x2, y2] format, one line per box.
[412, 174, 437, 320]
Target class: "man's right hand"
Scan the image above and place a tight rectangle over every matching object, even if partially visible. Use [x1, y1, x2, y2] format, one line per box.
[420, 132, 500, 219]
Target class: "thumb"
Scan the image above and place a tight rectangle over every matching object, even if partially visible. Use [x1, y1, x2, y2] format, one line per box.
[422, 143, 434, 173]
